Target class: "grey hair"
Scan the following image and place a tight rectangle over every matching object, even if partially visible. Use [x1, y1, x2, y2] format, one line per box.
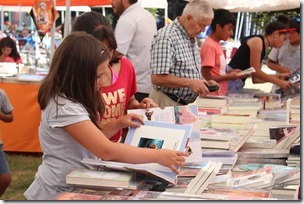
[182, 0, 214, 21]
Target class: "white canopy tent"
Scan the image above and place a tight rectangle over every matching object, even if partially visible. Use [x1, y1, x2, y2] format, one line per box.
[186, 0, 300, 12]
[186, 0, 300, 43]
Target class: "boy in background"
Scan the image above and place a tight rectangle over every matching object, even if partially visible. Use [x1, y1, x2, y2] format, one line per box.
[200, 9, 246, 96]
[0, 88, 14, 197]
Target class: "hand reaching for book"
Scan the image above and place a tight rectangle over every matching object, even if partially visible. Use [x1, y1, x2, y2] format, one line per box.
[138, 97, 159, 110]
[276, 72, 291, 80]
[157, 149, 188, 174]
[277, 79, 293, 89]
[117, 113, 144, 129]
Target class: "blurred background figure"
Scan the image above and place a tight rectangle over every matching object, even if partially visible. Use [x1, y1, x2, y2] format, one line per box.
[0, 36, 22, 64]
[267, 15, 300, 93]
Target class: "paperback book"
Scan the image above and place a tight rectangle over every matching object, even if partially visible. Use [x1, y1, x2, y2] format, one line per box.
[66, 169, 136, 189]
[82, 120, 192, 184]
[127, 105, 202, 163]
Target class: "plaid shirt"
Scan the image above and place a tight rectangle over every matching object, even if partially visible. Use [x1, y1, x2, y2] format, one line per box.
[150, 18, 202, 103]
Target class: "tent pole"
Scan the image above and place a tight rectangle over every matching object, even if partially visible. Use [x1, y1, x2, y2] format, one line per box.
[63, 0, 70, 38]
[50, 0, 56, 64]
[237, 12, 245, 42]
[234, 12, 240, 43]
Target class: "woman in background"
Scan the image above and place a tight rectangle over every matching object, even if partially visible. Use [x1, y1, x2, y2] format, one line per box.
[267, 15, 300, 93]
[0, 36, 22, 64]
[227, 18, 292, 91]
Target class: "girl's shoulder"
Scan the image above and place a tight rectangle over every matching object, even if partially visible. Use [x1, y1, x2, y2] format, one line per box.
[120, 57, 135, 70]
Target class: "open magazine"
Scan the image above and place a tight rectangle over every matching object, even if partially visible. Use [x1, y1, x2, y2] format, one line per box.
[275, 68, 300, 100]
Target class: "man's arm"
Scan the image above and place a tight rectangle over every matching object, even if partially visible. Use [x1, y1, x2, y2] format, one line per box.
[151, 74, 211, 95]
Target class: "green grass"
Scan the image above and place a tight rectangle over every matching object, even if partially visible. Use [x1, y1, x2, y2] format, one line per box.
[1, 152, 42, 200]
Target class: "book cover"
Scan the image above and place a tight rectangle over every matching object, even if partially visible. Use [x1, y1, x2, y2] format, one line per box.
[66, 169, 135, 189]
[205, 187, 271, 198]
[128, 105, 202, 164]
[125, 120, 192, 172]
[74, 188, 161, 199]
[53, 191, 103, 200]
[226, 166, 273, 188]
[274, 126, 300, 149]
[82, 158, 176, 184]
[237, 148, 290, 158]
[288, 67, 300, 83]
[269, 125, 297, 141]
[82, 121, 192, 184]
[236, 67, 256, 76]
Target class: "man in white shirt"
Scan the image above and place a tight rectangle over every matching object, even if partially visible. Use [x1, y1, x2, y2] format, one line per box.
[112, 0, 157, 102]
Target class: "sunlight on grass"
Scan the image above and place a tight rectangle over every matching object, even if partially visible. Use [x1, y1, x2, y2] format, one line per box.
[1, 153, 42, 200]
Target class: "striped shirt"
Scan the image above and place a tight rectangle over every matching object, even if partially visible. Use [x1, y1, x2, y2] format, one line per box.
[150, 18, 202, 104]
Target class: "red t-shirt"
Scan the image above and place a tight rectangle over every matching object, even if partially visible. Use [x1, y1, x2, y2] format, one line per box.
[200, 37, 228, 96]
[100, 57, 137, 142]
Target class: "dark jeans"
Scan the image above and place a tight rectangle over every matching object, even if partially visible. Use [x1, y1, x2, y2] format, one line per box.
[134, 92, 149, 102]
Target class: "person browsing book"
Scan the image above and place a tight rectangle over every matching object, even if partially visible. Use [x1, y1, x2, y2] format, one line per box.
[267, 15, 300, 93]
[0, 89, 13, 198]
[200, 9, 247, 96]
[91, 25, 159, 142]
[0, 36, 22, 64]
[227, 18, 293, 91]
[23, 32, 188, 200]
[149, 0, 218, 108]
[72, 11, 158, 143]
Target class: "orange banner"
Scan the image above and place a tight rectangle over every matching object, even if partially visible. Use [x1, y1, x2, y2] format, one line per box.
[31, 0, 59, 36]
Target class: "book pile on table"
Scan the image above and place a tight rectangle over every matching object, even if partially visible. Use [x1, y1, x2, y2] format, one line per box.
[286, 96, 300, 124]
[286, 145, 300, 167]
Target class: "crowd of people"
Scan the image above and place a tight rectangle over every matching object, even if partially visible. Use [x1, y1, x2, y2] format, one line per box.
[0, 0, 300, 200]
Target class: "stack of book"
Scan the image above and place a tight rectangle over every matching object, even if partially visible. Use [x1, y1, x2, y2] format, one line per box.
[268, 165, 300, 199]
[257, 109, 288, 122]
[196, 96, 228, 129]
[210, 113, 255, 129]
[274, 126, 300, 149]
[237, 118, 290, 149]
[286, 144, 300, 167]
[65, 169, 145, 190]
[196, 95, 228, 109]
[236, 148, 290, 165]
[286, 96, 300, 124]
[226, 166, 274, 189]
[226, 97, 263, 115]
[200, 127, 240, 150]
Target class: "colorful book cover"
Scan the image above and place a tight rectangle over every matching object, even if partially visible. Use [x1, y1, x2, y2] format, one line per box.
[128, 105, 202, 163]
[53, 192, 103, 200]
[125, 120, 192, 172]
